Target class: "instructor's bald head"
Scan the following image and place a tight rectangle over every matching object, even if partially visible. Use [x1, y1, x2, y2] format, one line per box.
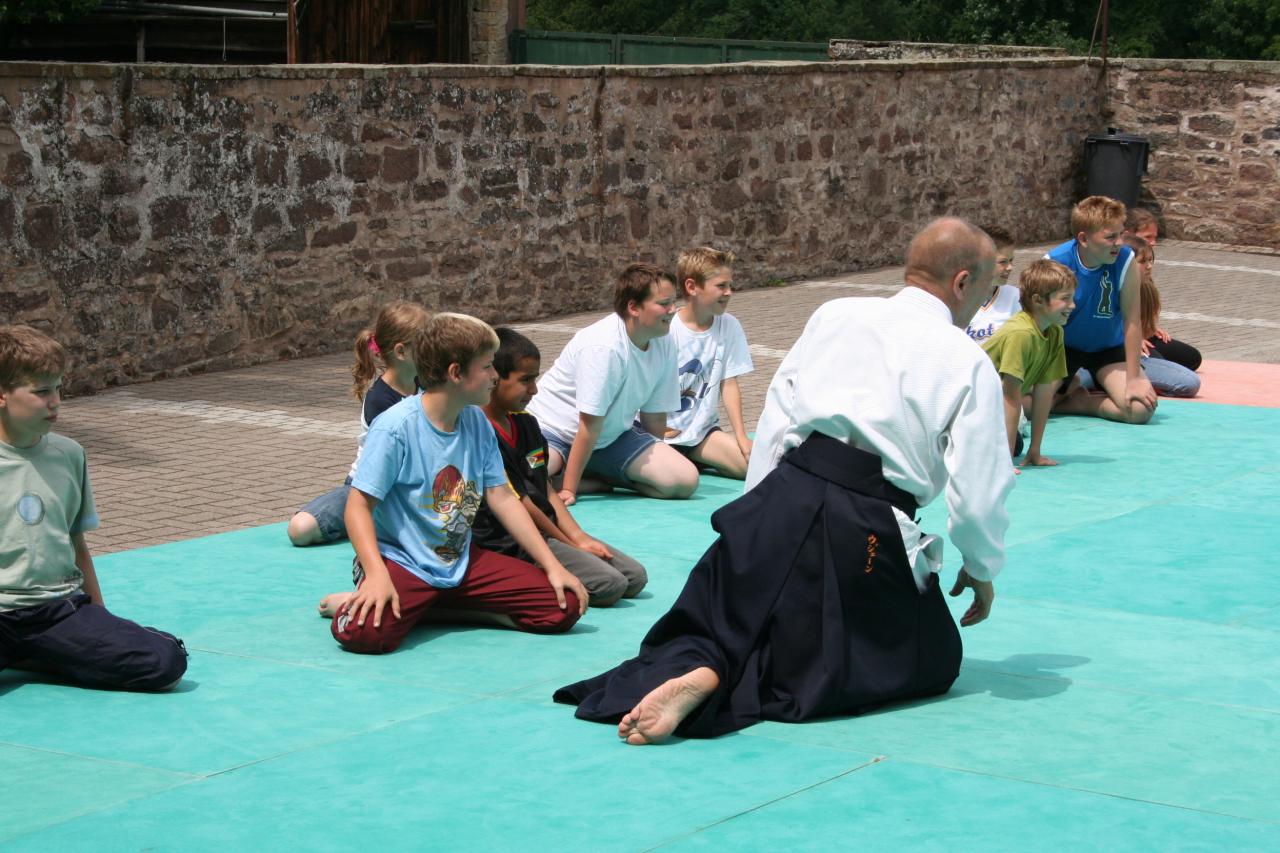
[903, 217, 997, 328]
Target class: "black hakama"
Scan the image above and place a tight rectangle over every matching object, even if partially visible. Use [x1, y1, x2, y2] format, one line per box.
[554, 432, 963, 738]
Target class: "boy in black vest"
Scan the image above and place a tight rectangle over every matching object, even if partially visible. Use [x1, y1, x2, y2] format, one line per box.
[472, 328, 647, 607]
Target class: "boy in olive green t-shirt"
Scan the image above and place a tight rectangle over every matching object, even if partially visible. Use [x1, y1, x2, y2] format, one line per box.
[982, 260, 1077, 469]
[1, 325, 187, 691]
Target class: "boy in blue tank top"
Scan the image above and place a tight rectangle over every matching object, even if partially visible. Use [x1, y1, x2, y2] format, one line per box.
[1047, 196, 1157, 424]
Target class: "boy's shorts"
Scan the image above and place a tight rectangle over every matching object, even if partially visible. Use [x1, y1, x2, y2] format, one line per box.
[297, 478, 353, 543]
[1065, 345, 1127, 387]
[669, 425, 721, 457]
[543, 425, 658, 488]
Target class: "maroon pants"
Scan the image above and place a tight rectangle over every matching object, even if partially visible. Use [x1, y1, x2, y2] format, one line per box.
[332, 548, 581, 654]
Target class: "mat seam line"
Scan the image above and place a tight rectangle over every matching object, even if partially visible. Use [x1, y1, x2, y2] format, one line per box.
[641, 756, 886, 851]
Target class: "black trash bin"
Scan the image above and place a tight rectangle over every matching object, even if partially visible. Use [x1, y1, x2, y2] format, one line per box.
[1084, 129, 1150, 208]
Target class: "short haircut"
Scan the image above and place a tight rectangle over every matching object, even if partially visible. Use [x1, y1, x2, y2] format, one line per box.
[613, 262, 675, 317]
[412, 313, 500, 389]
[1125, 207, 1158, 234]
[904, 217, 995, 287]
[982, 226, 1015, 250]
[677, 246, 736, 294]
[1018, 259, 1077, 311]
[492, 327, 541, 378]
[1071, 195, 1127, 237]
[0, 325, 68, 390]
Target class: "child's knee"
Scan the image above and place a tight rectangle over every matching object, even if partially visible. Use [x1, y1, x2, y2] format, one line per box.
[586, 573, 627, 607]
[623, 566, 648, 598]
[331, 609, 403, 654]
[125, 633, 189, 691]
[652, 462, 700, 499]
[513, 592, 582, 634]
[1124, 402, 1155, 425]
[287, 512, 320, 546]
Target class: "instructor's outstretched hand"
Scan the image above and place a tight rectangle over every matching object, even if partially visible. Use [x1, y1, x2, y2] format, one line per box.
[949, 568, 994, 627]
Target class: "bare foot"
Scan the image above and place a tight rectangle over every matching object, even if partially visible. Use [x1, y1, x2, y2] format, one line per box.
[318, 592, 353, 618]
[618, 666, 720, 745]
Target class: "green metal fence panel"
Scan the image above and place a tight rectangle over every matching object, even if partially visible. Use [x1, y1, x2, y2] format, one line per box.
[510, 30, 828, 66]
[511, 30, 615, 65]
[620, 37, 725, 65]
[725, 43, 829, 62]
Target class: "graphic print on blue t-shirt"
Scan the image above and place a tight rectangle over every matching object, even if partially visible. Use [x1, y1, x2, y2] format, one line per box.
[428, 464, 482, 563]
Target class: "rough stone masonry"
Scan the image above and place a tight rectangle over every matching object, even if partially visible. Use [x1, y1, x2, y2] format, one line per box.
[0, 58, 1146, 390]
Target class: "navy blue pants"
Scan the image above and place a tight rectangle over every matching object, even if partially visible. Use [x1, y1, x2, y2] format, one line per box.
[0, 593, 187, 691]
[556, 433, 962, 738]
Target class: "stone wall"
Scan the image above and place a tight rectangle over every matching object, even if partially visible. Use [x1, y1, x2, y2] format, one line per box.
[1107, 59, 1280, 249]
[0, 58, 1100, 391]
[471, 0, 512, 65]
[829, 40, 1065, 61]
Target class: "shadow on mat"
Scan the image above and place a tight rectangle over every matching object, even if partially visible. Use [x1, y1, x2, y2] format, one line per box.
[392, 620, 600, 653]
[950, 653, 1090, 701]
[1025, 455, 1115, 466]
[0, 669, 199, 696]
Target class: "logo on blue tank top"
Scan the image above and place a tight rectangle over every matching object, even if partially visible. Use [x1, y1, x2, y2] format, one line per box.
[1095, 272, 1115, 319]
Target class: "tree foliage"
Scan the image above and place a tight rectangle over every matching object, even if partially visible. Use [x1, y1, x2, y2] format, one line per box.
[0, 0, 98, 24]
[526, 0, 1280, 60]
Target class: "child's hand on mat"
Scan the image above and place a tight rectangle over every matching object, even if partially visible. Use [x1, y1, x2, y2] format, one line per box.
[573, 535, 613, 561]
[1022, 452, 1058, 467]
[546, 564, 589, 616]
[1127, 376, 1158, 410]
[558, 488, 576, 506]
[348, 574, 400, 628]
[948, 568, 994, 627]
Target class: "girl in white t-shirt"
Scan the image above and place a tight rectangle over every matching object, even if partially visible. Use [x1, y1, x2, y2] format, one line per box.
[965, 229, 1018, 343]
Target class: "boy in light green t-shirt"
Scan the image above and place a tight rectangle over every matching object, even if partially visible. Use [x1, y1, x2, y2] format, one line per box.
[1, 325, 187, 691]
[982, 259, 1076, 469]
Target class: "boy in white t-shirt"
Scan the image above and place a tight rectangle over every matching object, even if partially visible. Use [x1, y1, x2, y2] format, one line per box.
[527, 263, 699, 505]
[965, 227, 1018, 344]
[664, 247, 754, 479]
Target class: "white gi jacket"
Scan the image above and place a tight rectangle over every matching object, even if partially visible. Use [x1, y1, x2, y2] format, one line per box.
[747, 287, 1015, 592]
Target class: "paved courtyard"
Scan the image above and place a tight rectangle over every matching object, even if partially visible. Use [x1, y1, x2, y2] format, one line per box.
[56, 239, 1280, 555]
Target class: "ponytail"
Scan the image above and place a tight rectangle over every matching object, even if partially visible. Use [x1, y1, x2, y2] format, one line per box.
[350, 301, 432, 400]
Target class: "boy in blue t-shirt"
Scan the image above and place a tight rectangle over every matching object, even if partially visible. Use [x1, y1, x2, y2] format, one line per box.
[1048, 195, 1157, 424]
[329, 313, 588, 654]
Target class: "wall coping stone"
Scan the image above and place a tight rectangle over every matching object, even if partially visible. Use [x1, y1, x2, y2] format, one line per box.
[829, 39, 1066, 60]
[0, 56, 1097, 82]
[1109, 58, 1280, 73]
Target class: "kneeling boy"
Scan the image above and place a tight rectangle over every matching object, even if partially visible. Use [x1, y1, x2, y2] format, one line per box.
[330, 314, 588, 654]
[982, 260, 1075, 468]
[527, 263, 698, 505]
[472, 328, 647, 607]
[0, 326, 187, 691]
[1049, 195, 1157, 424]
[664, 247, 755, 479]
